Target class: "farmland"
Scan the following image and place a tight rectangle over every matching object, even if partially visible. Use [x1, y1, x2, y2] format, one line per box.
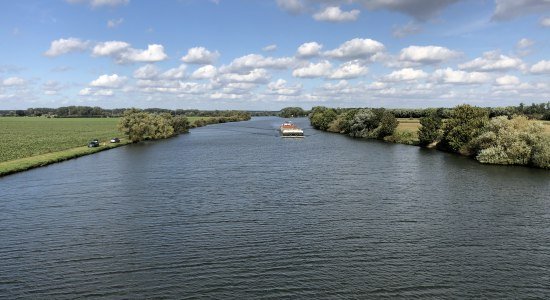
[0, 117, 121, 163]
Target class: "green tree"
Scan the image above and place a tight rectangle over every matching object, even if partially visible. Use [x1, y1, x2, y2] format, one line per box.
[172, 115, 190, 134]
[118, 108, 153, 142]
[310, 107, 337, 131]
[438, 104, 489, 154]
[280, 107, 306, 118]
[418, 109, 443, 146]
[376, 111, 398, 138]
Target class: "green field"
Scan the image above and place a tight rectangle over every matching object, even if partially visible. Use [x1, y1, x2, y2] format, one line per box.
[0, 117, 122, 163]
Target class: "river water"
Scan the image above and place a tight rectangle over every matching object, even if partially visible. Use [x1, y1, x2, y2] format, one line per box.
[1, 117, 549, 299]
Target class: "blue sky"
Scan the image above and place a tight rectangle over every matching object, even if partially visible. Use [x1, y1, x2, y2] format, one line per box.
[0, 0, 549, 110]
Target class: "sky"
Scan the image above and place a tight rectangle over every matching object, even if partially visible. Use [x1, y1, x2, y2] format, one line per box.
[0, 0, 549, 110]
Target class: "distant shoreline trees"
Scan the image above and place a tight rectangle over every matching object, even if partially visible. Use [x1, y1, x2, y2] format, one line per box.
[309, 104, 550, 170]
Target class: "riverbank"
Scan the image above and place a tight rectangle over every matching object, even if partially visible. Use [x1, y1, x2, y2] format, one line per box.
[0, 115, 249, 177]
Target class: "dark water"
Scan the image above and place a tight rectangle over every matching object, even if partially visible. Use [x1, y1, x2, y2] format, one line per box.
[1, 117, 550, 299]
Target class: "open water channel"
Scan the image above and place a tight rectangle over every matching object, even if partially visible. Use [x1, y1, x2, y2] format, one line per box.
[1, 117, 549, 299]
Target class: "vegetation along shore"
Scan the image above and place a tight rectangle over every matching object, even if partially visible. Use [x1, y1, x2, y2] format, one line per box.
[0, 108, 251, 177]
[309, 103, 550, 170]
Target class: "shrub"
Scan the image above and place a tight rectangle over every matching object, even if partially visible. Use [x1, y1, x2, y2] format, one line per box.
[438, 104, 489, 155]
[418, 109, 442, 146]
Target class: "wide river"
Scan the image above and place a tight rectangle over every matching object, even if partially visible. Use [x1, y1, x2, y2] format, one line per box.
[1, 117, 549, 299]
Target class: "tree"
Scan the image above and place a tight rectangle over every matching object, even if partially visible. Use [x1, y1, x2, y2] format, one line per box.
[172, 115, 190, 134]
[418, 109, 442, 146]
[310, 107, 337, 131]
[118, 109, 153, 142]
[280, 107, 307, 118]
[438, 105, 489, 154]
[376, 111, 398, 138]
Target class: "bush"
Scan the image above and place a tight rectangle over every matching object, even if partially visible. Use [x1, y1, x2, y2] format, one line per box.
[438, 104, 489, 155]
[348, 108, 397, 139]
[418, 110, 442, 146]
[471, 115, 549, 168]
[310, 107, 338, 131]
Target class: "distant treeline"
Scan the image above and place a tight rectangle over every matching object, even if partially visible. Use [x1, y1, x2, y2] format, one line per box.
[0, 106, 255, 119]
[310, 104, 550, 169]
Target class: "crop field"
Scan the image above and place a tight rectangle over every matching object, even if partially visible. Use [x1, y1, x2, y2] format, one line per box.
[0, 117, 121, 162]
[396, 118, 421, 133]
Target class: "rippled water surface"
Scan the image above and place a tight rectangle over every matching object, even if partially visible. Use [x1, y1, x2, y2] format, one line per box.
[1, 117, 550, 299]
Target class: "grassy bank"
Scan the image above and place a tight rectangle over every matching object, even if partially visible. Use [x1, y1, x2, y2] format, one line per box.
[0, 115, 249, 177]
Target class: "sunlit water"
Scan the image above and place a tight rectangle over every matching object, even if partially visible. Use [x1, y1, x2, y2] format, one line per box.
[1, 117, 549, 299]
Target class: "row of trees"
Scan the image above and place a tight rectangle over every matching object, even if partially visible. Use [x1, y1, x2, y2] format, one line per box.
[279, 107, 309, 118]
[117, 109, 252, 142]
[310, 105, 550, 169]
[417, 105, 549, 169]
[310, 106, 398, 140]
[0, 106, 254, 118]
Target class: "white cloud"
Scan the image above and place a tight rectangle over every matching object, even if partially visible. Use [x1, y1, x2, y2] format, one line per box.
[459, 51, 524, 72]
[432, 68, 491, 84]
[90, 74, 127, 88]
[267, 79, 302, 96]
[160, 64, 187, 80]
[66, 0, 129, 8]
[276, 0, 305, 14]
[313, 6, 360, 22]
[92, 41, 167, 63]
[107, 18, 124, 28]
[223, 54, 294, 72]
[191, 65, 218, 79]
[44, 38, 89, 57]
[292, 60, 332, 78]
[495, 75, 520, 86]
[383, 68, 428, 82]
[79, 87, 92, 96]
[2, 77, 26, 86]
[133, 64, 159, 79]
[43, 80, 63, 95]
[530, 60, 550, 74]
[181, 47, 220, 64]
[399, 45, 459, 65]
[541, 17, 550, 27]
[296, 42, 323, 58]
[219, 69, 270, 83]
[329, 60, 368, 79]
[493, 0, 550, 21]
[262, 44, 277, 52]
[324, 38, 385, 60]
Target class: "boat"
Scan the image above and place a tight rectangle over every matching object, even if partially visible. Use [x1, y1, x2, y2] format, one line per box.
[279, 121, 304, 138]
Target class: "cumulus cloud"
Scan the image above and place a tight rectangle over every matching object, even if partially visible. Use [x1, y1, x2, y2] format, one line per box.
[262, 44, 277, 52]
[92, 41, 167, 63]
[296, 42, 323, 58]
[329, 60, 368, 79]
[181, 47, 220, 64]
[223, 54, 294, 72]
[530, 60, 550, 74]
[44, 38, 89, 57]
[324, 38, 385, 60]
[313, 6, 360, 22]
[66, 0, 129, 8]
[276, 0, 305, 14]
[399, 45, 459, 65]
[432, 68, 491, 84]
[191, 65, 218, 79]
[107, 18, 124, 28]
[267, 79, 302, 96]
[493, 0, 550, 21]
[90, 74, 127, 88]
[292, 60, 332, 78]
[79, 87, 114, 96]
[459, 51, 524, 72]
[161, 64, 187, 80]
[383, 68, 428, 82]
[133, 64, 159, 79]
[541, 17, 550, 27]
[219, 69, 270, 83]
[2, 77, 26, 86]
[495, 75, 520, 86]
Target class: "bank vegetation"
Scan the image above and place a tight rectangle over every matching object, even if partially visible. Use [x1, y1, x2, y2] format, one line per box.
[310, 104, 550, 170]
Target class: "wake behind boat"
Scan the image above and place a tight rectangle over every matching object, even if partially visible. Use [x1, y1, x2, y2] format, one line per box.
[279, 121, 304, 138]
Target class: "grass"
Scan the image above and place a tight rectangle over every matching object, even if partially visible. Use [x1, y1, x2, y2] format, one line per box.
[0, 116, 214, 177]
[0, 117, 121, 162]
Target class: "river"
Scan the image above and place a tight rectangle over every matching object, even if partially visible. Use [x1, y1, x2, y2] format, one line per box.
[1, 117, 549, 299]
